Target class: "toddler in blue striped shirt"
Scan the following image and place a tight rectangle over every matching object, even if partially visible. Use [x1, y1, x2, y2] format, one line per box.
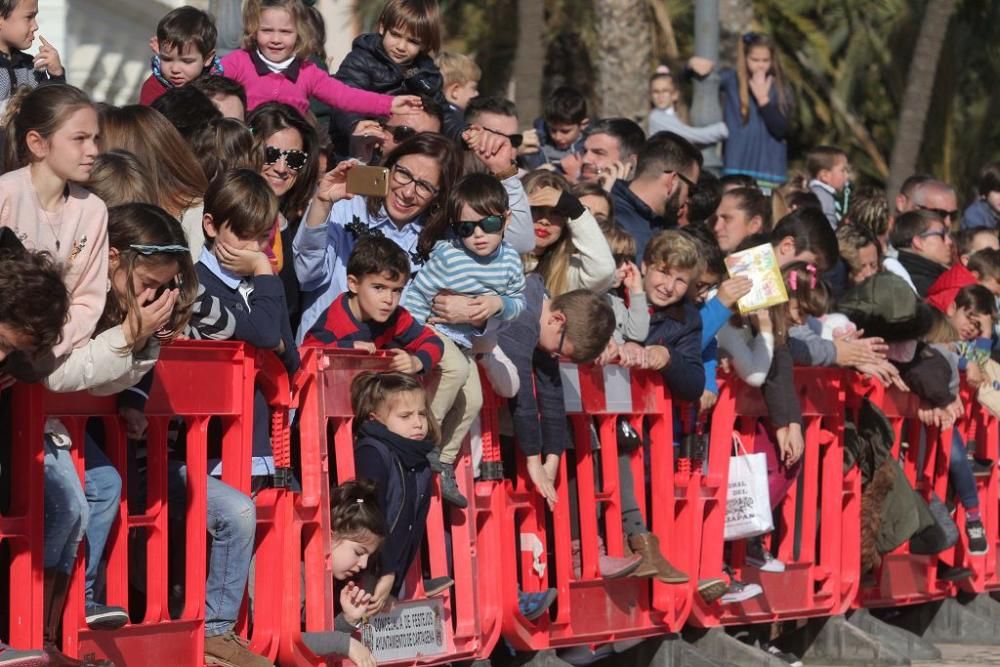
[404, 173, 525, 506]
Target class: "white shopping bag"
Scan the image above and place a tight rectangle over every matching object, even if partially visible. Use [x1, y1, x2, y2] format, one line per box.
[723, 433, 774, 541]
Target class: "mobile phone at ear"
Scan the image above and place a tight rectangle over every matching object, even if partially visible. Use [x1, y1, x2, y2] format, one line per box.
[346, 165, 390, 197]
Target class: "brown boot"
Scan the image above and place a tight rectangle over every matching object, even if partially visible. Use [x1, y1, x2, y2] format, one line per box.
[627, 533, 689, 584]
[42, 570, 113, 667]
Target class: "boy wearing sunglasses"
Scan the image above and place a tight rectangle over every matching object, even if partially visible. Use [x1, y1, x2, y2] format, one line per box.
[402, 173, 526, 507]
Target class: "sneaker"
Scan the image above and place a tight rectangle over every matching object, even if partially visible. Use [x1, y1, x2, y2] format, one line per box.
[422, 576, 454, 597]
[518, 588, 557, 622]
[204, 632, 272, 667]
[746, 537, 785, 573]
[971, 459, 993, 477]
[720, 579, 763, 605]
[697, 577, 729, 604]
[477, 346, 519, 398]
[966, 517, 989, 555]
[437, 465, 468, 508]
[763, 644, 803, 667]
[85, 603, 129, 631]
[0, 643, 48, 667]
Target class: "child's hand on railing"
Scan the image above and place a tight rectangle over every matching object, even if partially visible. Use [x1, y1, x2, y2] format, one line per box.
[353, 341, 377, 354]
[387, 348, 420, 374]
[348, 638, 377, 667]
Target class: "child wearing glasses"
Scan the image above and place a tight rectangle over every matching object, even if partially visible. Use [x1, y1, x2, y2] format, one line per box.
[402, 173, 526, 507]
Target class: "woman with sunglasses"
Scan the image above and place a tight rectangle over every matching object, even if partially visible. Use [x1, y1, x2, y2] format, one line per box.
[519, 169, 616, 297]
[248, 103, 321, 328]
[293, 132, 461, 342]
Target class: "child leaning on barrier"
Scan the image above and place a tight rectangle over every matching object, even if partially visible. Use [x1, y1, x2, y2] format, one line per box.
[0, 244, 70, 666]
[350, 371, 451, 614]
[298, 479, 386, 667]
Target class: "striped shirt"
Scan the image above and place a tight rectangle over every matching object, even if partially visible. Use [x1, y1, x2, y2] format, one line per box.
[403, 239, 525, 349]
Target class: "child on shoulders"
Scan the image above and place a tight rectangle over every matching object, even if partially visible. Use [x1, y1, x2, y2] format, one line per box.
[140, 7, 223, 106]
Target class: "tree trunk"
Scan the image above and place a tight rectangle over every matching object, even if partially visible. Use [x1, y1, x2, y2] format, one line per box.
[718, 0, 753, 67]
[595, 0, 653, 122]
[690, 0, 723, 171]
[886, 0, 958, 199]
[513, 0, 545, 127]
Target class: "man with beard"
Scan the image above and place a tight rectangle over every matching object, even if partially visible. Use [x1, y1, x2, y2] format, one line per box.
[612, 131, 702, 262]
[576, 118, 646, 188]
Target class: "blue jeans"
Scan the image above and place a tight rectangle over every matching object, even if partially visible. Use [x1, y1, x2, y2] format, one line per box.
[167, 462, 256, 637]
[950, 430, 979, 511]
[44, 435, 122, 605]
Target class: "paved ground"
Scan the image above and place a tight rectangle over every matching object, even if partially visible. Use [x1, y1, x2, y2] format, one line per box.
[911, 644, 1000, 667]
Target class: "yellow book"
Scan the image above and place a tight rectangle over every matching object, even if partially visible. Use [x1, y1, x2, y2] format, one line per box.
[725, 243, 789, 314]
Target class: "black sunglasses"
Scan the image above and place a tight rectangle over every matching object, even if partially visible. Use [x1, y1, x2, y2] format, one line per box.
[481, 126, 523, 148]
[916, 203, 960, 220]
[264, 146, 309, 171]
[665, 169, 698, 191]
[454, 214, 504, 238]
[382, 123, 418, 144]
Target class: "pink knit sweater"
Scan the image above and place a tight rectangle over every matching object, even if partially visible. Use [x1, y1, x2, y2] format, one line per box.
[0, 167, 109, 358]
[221, 49, 394, 117]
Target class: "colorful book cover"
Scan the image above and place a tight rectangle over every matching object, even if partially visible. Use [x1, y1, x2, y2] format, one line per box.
[724, 243, 789, 314]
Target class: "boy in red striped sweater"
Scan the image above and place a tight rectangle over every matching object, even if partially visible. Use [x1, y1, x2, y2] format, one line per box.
[303, 236, 443, 374]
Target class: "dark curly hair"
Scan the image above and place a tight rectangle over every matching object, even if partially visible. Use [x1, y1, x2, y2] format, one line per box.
[0, 249, 69, 354]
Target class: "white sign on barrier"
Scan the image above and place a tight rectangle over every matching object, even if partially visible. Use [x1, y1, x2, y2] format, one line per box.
[361, 599, 447, 662]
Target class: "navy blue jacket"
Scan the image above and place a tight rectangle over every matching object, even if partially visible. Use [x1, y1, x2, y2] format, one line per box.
[645, 300, 704, 402]
[720, 67, 790, 186]
[612, 179, 669, 264]
[354, 421, 433, 596]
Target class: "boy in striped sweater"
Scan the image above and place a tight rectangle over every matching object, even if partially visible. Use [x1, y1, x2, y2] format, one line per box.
[404, 173, 526, 507]
[303, 236, 444, 374]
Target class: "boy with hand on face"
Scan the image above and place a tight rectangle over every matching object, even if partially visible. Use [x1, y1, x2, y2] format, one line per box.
[0, 0, 64, 105]
[519, 86, 589, 177]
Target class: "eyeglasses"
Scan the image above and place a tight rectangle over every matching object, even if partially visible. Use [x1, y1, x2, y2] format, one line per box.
[695, 279, 720, 295]
[481, 125, 523, 149]
[666, 170, 698, 192]
[916, 203, 960, 221]
[454, 214, 505, 238]
[391, 164, 439, 200]
[918, 228, 949, 241]
[264, 146, 309, 171]
[382, 123, 418, 144]
[554, 325, 567, 359]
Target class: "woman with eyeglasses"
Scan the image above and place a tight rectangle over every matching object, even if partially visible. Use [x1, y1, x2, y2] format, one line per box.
[248, 103, 321, 328]
[519, 169, 615, 298]
[98, 104, 209, 261]
[293, 132, 462, 342]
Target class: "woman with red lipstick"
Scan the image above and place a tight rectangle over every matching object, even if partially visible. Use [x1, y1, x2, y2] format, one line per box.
[521, 169, 616, 297]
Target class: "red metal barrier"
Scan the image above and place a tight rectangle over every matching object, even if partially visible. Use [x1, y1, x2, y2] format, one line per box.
[691, 368, 858, 626]
[12, 341, 257, 665]
[488, 363, 692, 652]
[278, 347, 500, 666]
[847, 376, 957, 608]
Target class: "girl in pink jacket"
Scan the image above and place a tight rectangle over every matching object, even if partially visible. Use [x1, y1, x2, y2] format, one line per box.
[223, 0, 423, 118]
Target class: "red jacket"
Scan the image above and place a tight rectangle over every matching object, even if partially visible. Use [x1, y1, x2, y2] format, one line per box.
[139, 75, 168, 106]
[926, 262, 976, 313]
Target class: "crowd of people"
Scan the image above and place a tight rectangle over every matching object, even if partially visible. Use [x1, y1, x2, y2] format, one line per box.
[0, 0, 997, 666]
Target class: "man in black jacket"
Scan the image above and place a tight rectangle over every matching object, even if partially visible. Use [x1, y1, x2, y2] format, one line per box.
[890, 209, 954, 297]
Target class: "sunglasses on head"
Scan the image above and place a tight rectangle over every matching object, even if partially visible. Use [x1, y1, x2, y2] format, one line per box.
[264, 146, 309, 171]
[382, 123, 418, 144]
[454, 214, 504, 238]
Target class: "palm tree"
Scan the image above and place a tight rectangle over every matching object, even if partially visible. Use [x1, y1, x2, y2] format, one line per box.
[886, 0, 959, 198]
[513, 0, 545, 124]
[594, 0, 653, 120]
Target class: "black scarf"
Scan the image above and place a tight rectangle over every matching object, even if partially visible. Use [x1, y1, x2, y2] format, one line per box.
[356, 420, 433, 470]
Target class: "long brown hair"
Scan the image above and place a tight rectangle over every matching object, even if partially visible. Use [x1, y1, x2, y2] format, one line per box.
[98, 105, 207, 217]
[99, 203, 198, 349]
[247, 103, 318, 222]
[736, 32, 790, 124]
[4, 84, 95, 172]
[522, 169, 576, 296]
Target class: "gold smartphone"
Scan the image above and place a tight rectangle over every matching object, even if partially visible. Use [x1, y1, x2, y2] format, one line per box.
[346, 165, 390, 197]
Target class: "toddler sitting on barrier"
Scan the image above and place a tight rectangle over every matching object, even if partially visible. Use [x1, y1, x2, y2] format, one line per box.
[350, 371, 452, 614]
[403, 173, 527, 508]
